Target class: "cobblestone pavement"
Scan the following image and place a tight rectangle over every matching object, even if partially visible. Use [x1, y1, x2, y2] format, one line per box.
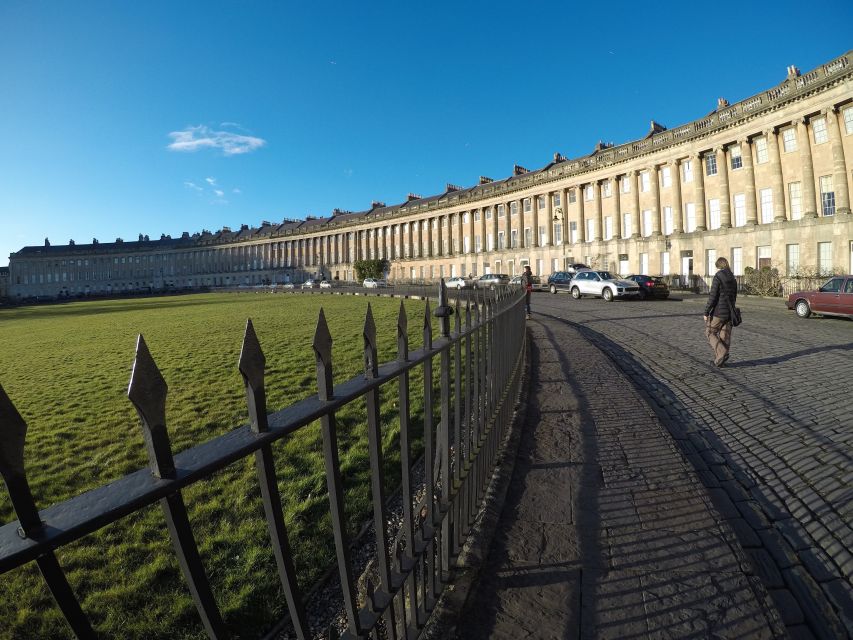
[453, 299, 789, 640]
[524, 292, 853, 639]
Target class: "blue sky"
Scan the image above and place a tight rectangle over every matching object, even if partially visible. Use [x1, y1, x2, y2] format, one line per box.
[1, 1, 851, 267]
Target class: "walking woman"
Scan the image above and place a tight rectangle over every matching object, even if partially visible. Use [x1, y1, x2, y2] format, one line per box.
[703, 257, 737, 367]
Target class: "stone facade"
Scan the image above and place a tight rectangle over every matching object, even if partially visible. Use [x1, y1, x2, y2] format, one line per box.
[0, 267, 8, 301]
[8, 51, 853, 300]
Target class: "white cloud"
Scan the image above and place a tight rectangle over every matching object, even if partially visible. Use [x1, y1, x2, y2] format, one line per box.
[213, 189, 224, 197]
[167, 125, 266, 156]
[184, 181, 203, 191]
[205, 176, 217, 186]
[232, 188, 242, 194]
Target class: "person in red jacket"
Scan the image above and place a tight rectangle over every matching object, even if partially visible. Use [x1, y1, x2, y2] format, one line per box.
[703, 257, 738, 367]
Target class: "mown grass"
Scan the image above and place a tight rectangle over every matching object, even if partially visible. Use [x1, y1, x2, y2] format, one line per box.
[0, 292, 437, 639]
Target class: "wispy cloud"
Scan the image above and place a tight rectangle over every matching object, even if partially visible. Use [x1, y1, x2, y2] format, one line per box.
[213, 189, 224, 198]
[184, 181, 203, 191]
[167, 125, 266, 156]
[205, 176, 217, 186]
[232, 188, 242, 194]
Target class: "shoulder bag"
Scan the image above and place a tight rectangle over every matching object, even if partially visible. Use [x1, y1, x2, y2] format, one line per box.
[726, 290, 743, 327]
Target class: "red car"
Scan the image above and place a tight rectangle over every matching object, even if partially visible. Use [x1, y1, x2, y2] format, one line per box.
[786, 275, 853, 319]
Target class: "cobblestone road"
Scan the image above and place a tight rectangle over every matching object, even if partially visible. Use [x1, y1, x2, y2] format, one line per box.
[532, 292, 853, 638]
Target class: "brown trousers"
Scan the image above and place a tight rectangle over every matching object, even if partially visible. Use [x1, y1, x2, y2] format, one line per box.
[705, 317, 732, 366]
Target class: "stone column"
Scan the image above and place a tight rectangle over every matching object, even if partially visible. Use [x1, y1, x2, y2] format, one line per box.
[671, 160, 683, 233]
[631, 172, 640, 238]
[767, 128, 787, 221]
[694, 153, 707, 231]
[517, 199, 525, 248]
[651, 166, 662, 235]
[716, 147, 732, 228]
[742, 139, 758, 225]
[796, 118, 818, 218]
[532, 195, 540, 248]
[427, 218, 434, 257]
[492, 205, 499, 252]
[613, 178, 622, 239]
[546, 193, 555, 247]
[594, 182, 603, 241]
[827, 106, 851, 214]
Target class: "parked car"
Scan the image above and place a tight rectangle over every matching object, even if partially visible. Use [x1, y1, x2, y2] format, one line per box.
[282, 282, 295, 289]
[473, 274, 510, 289]
[319, 280, 333, 289]
[301, 280, 318, 289]
[786, 275, 853, 318]
[566, 263, 590, 274]
[570, 270, 641, 301]
[546, 271, 574, 294]
[509, 274, 545, 291]
[363, 278, 389, 288]
[625, 275, 670, 300]
[446, 276, 469, 290]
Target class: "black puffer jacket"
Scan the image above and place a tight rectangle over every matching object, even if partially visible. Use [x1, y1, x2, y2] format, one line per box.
[704, 267, 738, 321]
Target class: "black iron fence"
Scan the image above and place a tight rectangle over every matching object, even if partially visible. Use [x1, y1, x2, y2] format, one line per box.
[0, 281, 527, 639]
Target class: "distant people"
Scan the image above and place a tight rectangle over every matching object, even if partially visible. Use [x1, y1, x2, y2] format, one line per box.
[520, 265, 534, 319]
[703, 257, 737, 367]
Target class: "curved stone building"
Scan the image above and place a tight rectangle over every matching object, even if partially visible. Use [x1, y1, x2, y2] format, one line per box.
[7, 51, 853, 300]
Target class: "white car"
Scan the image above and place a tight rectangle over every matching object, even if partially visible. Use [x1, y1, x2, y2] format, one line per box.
[363, 278, 388, 288]
[282, 282, 295, 289]
[301, 280, 318, 289]
[446, 276, 469, 290]
[570, 270, 640, 301]
[319, 280, 333, 289]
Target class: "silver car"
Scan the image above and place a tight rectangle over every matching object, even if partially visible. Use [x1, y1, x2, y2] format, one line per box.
[570, 270, 640, 301]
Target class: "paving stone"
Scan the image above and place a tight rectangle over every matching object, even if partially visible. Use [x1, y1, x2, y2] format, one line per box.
[745, 548, 785, 588]
[821, 578, 853, 633]
[782, 565, 847, 640]
[728, 517, 762, 547]
[799, 547, 841, 583]
[768, 588, 805, 625]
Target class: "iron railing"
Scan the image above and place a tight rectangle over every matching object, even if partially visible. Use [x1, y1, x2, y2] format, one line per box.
[0, 280, 527, 639]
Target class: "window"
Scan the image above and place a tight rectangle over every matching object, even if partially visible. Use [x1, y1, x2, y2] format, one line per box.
[524, 227, 532, 247]
[660, 251, 670, 275]
[568, 189, 577, 203]
[622, 213, 632, 238]
[586, 219, 594, 241]
[818, 242, 832, 275]
[705, 153, 718, 176]
[663, 206, 673, 235]
[510, 202, 518, 216]
[553, 192, 562, 207]
[788, 182, 802, 220]
[475, 235, 482, 252]
[640, 252, 649, 274]
[463, 236, 470, 253]
[498, 231, 505, 249]
[462, 212, 469, 224]
[498, 204, 505, 217]
[474, 209, 481, 222]
[706, 249, 717, 277]
[782, 128, 797, 152]
[554, 222, 563, 244]
[510, 229, 518, 248]
[733, 193, 746, 227]
[602, 181, 612, 198]
[622, 177, 630, 193]
[538, 225, 547, 246]
[730, 145, 743, 170]
[709, 198, 720, 230]
[538, 197, 545, 210]
[757, 245, 771, 269]
[786, 244, 800, 276]
[487, 233, 494, 251]
[812, 117, 828, 144]
[820, 176, 835, 216]
[760, 188, 773, 224]
[732, 247, 743, 276]
[569, 221, 578, 243]
[642, 210, 652, 237]
[845, 107, 853, 135]
[523, 198, 531, 212]
[685, 202, 696, 232]
[661, 166, 671, 188]
[682, 160, 693, 182]
[755, 137, 768, 164]
[604, 216, 613, 240]
[584, 185, 594, 201]
[486, 208, 493, 220]
[640, 171, 650, 192]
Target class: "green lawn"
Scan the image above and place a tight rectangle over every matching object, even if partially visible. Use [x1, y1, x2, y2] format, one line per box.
[0, 292, 435, 639]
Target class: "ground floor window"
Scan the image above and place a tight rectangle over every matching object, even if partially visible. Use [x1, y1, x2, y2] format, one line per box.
[757, 245, 771, 269]
[786, 244, 800, 276]
[818, 242, 832, 275]
[660, 251, 670, 275]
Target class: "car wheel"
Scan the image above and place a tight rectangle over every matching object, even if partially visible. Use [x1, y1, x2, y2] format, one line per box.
[571, 287, 581, 299]
[602, 288, 614, 302]
[795, 299, 811, 318]
[550, 284, 557, 294]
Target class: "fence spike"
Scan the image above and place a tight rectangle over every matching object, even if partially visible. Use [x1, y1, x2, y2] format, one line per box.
[313, 308, 334, 401]
[127, 334, 175, 479]
[239, 319, 268, 433]
[454, 295, 461, 334]
[397, 301, 408, 362]
[363, 304, 378, 378]
[0, 383, 42, 535]
[423, 299, 432, 349]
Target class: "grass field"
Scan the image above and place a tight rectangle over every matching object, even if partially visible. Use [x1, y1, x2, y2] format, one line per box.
[0, 291, 436, 639]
